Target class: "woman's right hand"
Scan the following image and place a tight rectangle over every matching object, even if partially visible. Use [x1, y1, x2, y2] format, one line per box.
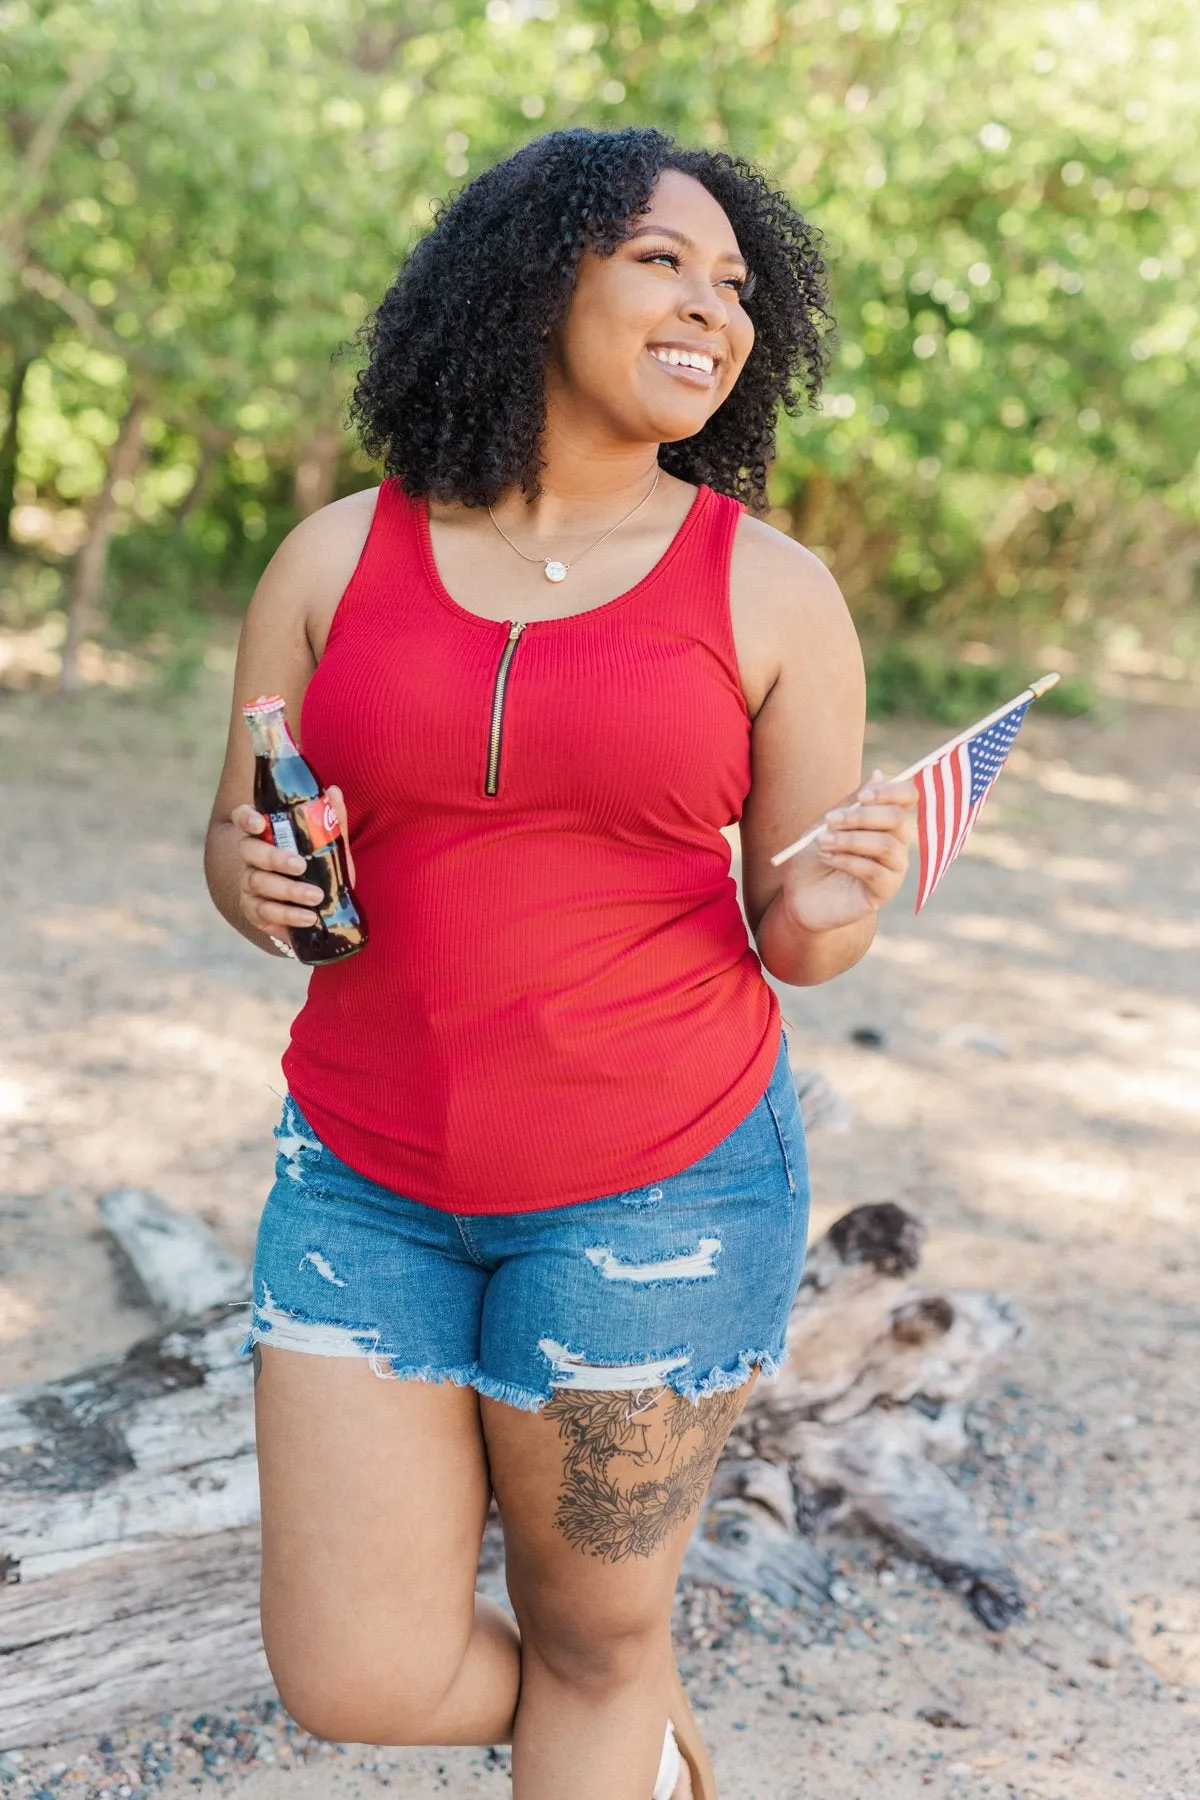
[230, 804, 325, 938]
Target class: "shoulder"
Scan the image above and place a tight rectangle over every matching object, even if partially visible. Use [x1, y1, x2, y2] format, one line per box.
[245, 485, 385, 658]
[262, 485, 384, 603]
[730, 512, 850, 629]
[728, 511, 861, 713]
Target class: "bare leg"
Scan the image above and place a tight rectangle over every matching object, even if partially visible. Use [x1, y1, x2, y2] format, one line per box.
[484, 1380, 752, 1800]
[253, 1345, 520, 1745]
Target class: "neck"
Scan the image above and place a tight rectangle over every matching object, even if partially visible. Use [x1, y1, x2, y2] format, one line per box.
[490, 411, 661, 542]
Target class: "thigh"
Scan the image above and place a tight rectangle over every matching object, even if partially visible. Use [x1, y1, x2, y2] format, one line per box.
[244, 1097, 495, 1723]
[482, 1378, 752, 1627]
[255, 1348, 491, 1720]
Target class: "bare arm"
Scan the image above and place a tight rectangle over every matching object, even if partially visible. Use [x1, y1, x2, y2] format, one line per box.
[203, 490, 377, 954]
[733, 520, 915, 987]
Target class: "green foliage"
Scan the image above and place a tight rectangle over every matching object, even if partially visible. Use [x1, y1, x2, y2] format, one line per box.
[1, 0, 1196, 703]
[866, 643, 1093, 723]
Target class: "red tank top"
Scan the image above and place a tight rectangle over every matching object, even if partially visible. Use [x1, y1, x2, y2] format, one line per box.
[282, 479, 780, 1213]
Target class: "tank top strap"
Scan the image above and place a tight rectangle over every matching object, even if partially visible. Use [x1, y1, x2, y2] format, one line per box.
[360, 477, 422, 580]
[323, 478, 423, 649]
[685, 483, 746, 576]
[639, 483, 746, 675]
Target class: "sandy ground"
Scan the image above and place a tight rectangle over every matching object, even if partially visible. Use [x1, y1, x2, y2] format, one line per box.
[0, 661, 1198, 1800]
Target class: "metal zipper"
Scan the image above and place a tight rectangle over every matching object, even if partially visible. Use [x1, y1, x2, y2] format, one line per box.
[485, 621, 526, 796]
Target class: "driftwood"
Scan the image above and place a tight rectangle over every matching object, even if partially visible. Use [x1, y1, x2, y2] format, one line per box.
[97, 1188, 249, 1317]
[722, 1203, 1030, 1630]
[0, 1171, 1027, 1747]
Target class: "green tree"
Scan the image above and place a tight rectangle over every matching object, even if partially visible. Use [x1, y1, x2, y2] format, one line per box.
[2, 0, 1196, 700]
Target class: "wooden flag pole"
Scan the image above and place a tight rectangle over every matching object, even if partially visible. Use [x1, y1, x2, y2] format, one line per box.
[769, 672, 1060, 868]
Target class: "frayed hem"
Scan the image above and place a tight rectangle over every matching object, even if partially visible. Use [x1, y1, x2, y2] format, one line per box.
[372, 1359, 483, 1390]
[236, 1327, 548, 1410]
[667, 1346, 785, 1403]
[237, 1327, 482, 1392]
[468, 1370, 549, 1414]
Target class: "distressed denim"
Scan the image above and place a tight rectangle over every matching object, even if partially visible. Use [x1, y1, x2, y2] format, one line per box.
[239, 1035, 809, 1411]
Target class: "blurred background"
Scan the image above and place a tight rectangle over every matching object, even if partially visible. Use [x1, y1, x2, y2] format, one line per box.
[2, 6, 1200, 1792]
[2, 0, 1196, 711]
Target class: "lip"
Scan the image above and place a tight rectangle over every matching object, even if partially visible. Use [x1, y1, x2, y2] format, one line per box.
[645, 341, 722, 386]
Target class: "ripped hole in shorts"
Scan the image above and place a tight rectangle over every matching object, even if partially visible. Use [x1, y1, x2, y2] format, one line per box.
[584, 1237, 721, 1284]
[274, 1098, 322, 1182]
[537, 1337, 690, 1392]
[239, 1285, 482, 1393]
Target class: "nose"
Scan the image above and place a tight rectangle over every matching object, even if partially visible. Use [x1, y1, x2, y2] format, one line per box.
[678, 278, 728, 333]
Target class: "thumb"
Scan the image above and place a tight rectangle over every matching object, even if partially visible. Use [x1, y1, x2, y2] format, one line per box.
[231, 803, 267, 837]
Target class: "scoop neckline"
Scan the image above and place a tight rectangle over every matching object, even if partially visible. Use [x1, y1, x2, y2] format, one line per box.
[412, 482, 713, 630]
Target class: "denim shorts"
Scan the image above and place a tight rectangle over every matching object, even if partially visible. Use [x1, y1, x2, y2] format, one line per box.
[238, 1035, 810, 1411]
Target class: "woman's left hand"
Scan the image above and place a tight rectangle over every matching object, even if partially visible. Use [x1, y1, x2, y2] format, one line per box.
[779, 770, 919, 935]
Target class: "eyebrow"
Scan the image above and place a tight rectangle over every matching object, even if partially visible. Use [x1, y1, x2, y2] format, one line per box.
[625, 224, 748, 268]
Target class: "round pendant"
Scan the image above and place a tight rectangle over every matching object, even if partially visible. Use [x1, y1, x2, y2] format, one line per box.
[544, 559, 568, 583]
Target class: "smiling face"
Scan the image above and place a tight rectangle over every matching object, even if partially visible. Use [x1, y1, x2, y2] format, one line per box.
[546, 168, 756, 449]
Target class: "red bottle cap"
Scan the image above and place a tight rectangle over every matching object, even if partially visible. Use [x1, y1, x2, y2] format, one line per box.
[242, 694, 286, 718]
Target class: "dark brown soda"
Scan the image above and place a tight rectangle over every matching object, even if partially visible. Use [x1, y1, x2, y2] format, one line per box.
[242, 696, 368, 964]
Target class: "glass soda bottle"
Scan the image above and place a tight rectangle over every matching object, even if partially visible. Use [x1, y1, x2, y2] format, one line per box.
[242, 694, 368, 964]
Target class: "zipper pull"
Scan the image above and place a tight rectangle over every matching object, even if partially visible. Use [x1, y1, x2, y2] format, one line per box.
[509, 621, 525, 640]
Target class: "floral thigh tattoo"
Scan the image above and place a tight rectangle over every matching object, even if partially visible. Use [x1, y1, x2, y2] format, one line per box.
[543, 1386, 744, 1562]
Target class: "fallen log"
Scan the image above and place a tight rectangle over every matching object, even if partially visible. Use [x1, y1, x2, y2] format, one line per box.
[685, 1203, 1029, 1628]
[97, 1187, 249, 1318]
[0, 1530, 266, 1749]
[0, 1181, 1027, 1747]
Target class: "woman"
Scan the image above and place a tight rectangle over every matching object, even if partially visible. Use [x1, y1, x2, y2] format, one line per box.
[205, 127, 916, 1799]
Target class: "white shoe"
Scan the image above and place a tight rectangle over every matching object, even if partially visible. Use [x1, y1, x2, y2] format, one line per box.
[652, 1720, 682, 1800]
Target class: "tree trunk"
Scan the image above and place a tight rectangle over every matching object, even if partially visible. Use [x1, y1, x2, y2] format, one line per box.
[0, 1189, 1028, 1747]
[0, 355, 31, 550]
[58, 392, 146, 693]
[791, 467, 832, 546]
[173, 439, 218, 526]
[291, 424, 342, 520]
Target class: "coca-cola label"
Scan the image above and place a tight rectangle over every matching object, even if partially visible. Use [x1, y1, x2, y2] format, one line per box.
[299, 794, 341, 852]
[264, 795, 340, 856]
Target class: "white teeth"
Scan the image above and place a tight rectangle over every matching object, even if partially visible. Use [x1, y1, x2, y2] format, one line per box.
[650, 348, 715, 373]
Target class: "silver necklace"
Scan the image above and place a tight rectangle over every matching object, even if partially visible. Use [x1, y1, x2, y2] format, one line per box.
[487, 469, 661, 582]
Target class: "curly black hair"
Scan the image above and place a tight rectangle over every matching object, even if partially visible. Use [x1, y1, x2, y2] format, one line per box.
[349, 126, 830, 513]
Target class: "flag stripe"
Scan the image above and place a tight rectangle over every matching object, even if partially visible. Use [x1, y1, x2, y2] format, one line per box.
[913, 695, 1032, 912]
[928, 759, 942, 907]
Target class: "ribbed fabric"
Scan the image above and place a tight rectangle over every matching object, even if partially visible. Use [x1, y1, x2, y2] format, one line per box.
[283, 479, 781, 1214]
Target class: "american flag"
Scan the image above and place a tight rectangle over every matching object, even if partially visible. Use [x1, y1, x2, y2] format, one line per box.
[915, 699, 1031, 911]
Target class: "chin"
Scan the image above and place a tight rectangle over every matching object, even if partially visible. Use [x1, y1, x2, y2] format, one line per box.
[639, 405, 718, 445]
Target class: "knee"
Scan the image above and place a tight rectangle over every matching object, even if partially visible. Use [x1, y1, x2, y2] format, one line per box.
[521, 1607, 667, 1699]
[267, 1642, 463, 1746]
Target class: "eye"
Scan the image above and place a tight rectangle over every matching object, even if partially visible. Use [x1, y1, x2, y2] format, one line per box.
[638, 249, 681, 271]
[723, 270, 756, 302]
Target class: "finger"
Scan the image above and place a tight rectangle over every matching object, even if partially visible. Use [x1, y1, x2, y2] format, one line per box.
[238, 835, 308, 877]
[821, 802, 912, 833]
[231, 804, 268, 836]
[249, 900, 321, 930]
[246, 870, 325, 906]
[817, 828, 906, 869]
[815, 850, 901, 894]
[856, 776, 919, 808]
